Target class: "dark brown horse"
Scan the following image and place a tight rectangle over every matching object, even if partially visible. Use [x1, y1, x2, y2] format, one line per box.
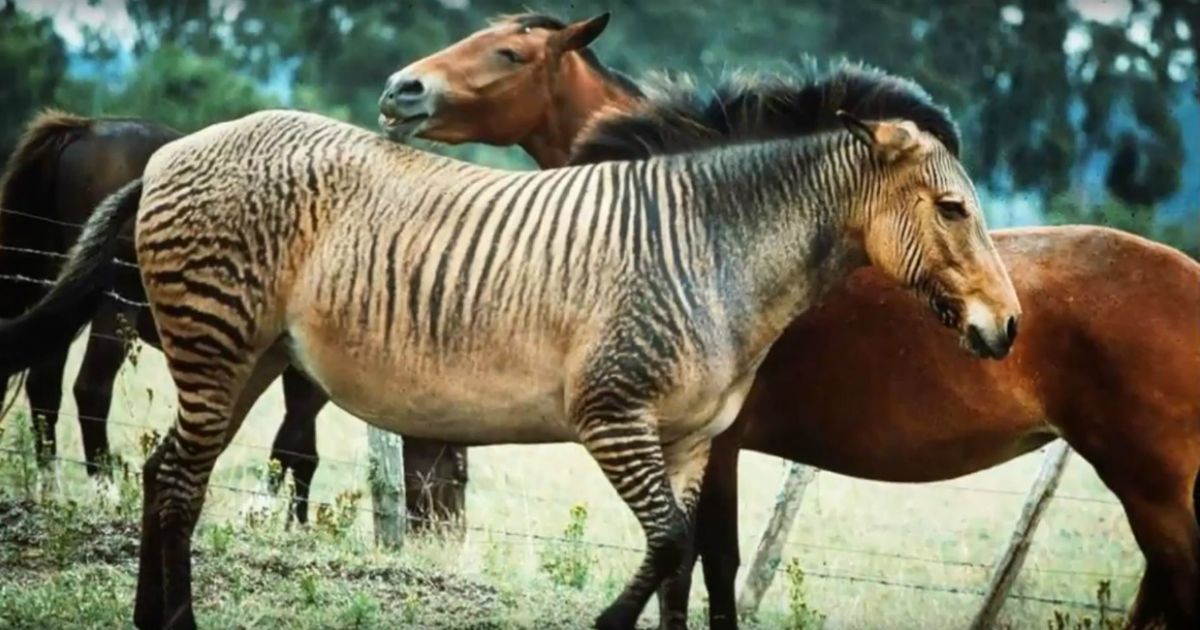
[388, 13, 1199, 629]
[0, 111, 463, 531]
[0, 111, 176, 475]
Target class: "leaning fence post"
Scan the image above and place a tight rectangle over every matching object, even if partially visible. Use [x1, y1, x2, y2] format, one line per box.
[367, 426, 405, 550]
[737, 462, 818, 617]
[969, 441, 1072, 630]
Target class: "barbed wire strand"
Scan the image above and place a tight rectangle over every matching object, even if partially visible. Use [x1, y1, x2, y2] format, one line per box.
[0, 244, 141, 269]
[0, 272, 150, 308]
[0, 207, 135, 242]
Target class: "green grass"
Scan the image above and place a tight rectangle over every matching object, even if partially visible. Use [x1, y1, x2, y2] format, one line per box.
[0, 333, 1143, 628]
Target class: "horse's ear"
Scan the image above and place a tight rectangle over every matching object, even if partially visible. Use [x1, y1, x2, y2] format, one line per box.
[836, 110, 928, 163]
[550, 12, 611, 54]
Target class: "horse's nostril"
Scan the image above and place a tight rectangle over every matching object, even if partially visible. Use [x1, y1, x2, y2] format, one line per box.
[394, 79, 425, 98]
[1006, 315, 1019, 343]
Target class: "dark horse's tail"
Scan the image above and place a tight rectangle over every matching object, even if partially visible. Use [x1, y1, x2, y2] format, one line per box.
[0, 178, 143, 377]
[0, 109, 95, 318]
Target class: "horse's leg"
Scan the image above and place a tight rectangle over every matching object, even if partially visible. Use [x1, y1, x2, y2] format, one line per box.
[135, 350, 288, 629]
[270, 365, 326, 525]
[1118, 485, 1200, 629]
[698, 430, 743, 630]
[404, 437, 469, 534]
[1073, 429, 1200, 630]
[72, 304, 131, 478]
[24, 350, 68, 470]
[656, 426, 744, 630]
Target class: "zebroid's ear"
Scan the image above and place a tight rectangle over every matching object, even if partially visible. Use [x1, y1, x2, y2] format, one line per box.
[836, 110, 930, 164]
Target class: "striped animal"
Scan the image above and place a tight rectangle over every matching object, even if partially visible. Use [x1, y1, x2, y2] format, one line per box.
[0, 69, 1020, 628]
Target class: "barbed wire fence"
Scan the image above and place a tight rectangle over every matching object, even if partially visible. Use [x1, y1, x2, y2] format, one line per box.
[0, 210, 1139, 624]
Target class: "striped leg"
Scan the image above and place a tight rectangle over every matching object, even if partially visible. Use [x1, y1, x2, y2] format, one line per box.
[655, 436, 710, 630]
[581, 411, 711, 630]
[134, 349, 288, 629]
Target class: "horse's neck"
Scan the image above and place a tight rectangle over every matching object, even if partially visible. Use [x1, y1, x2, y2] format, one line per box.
[521, 54, 638, 169]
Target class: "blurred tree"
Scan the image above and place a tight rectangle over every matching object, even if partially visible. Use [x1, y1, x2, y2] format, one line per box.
[106, 44, 278, 133]
[0, 1, 67, 158]
[126, 0, 221, 57]
[2, 0, 1195, 242]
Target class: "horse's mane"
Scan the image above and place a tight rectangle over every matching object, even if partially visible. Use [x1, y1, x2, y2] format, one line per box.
[569, 59, 960, 166]
[492, 12, 644, 98]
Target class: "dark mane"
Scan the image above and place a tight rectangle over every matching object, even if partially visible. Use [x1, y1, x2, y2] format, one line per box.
[495, 12, 644, 98]
[569, 59, 960, 166]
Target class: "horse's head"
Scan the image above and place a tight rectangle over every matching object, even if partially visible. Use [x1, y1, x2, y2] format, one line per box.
[379, 13, 613, 149]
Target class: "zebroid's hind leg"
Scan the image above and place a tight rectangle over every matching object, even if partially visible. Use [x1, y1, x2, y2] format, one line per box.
[133, 343, 289, 630]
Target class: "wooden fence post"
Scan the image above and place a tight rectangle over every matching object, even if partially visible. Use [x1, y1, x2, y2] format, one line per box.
[737, 462, 818, 617]
[969, 441, 1072, 629]
[367, 426, 405, 550]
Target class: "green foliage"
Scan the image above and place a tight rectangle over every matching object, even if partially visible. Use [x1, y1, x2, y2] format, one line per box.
[783, 558, 826, 630]
[539, 503, 594, 590]
[0, 4, 67, 157]
[297, 566, 322, 607]
[104, 45, 277, 133]
[205, 522, 236, 556]
[338, 592, 380, 629]
[315, 488, 364, 539]
[0, 565, 130, 628]
[1045, 580, 1124, 630]
[41, 498, 88, 565]
[137, 429, 161, 460]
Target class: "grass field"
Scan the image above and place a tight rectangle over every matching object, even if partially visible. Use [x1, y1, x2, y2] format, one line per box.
[0, 333, 1141, 629]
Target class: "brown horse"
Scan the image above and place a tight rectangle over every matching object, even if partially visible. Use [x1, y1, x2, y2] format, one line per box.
[0, 111, 461, 531]
[388, 13, 1199, 629]
[0, 111, 177, 475]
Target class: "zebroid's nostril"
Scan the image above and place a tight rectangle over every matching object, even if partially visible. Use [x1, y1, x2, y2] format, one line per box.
[1006, 315, 1019, 343]
[966, 324, 986, 355]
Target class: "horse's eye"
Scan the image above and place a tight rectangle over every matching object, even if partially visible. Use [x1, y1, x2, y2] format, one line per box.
[497, 48, 523, 64]
[936, 198, 968, 220]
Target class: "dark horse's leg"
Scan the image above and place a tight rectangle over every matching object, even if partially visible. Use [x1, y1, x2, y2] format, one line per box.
[24, 350, 69, 469]
[698, 430, 744, 630]
[71, 303, 132, 476]
[656, 426, 744, 630]
[404, 437, 469, 534]
[269, 365, 327, 525]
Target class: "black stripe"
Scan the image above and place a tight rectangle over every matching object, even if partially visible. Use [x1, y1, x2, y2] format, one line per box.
[383, 227, 403, 347]
[407, 172, 482, 341]
[538, 165, 588, 302]
[156, 302, 249, 352]
[428, 178, 496, 346]
[469, 173, 540, 327]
